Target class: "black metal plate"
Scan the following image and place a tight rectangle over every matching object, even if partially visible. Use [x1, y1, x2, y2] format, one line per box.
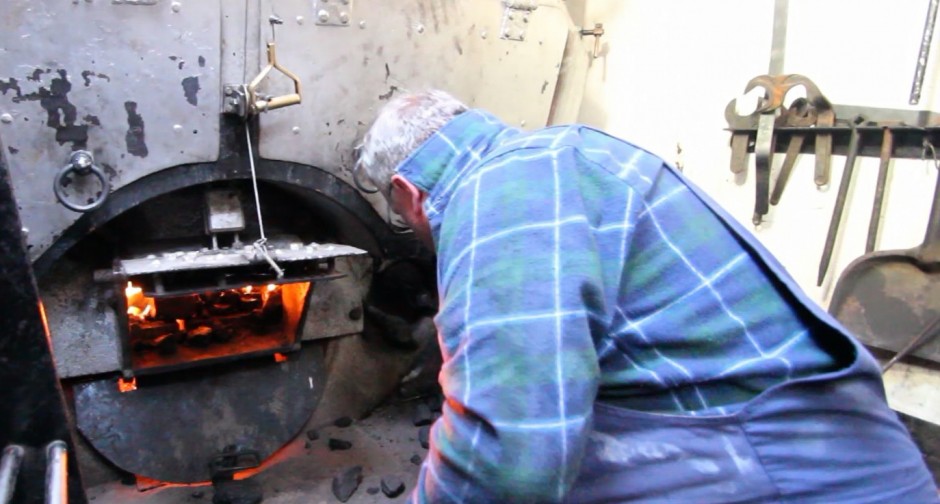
[74, 344, 325, 483]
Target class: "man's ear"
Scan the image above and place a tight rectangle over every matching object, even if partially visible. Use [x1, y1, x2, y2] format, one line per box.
[390, 174, 427, 218]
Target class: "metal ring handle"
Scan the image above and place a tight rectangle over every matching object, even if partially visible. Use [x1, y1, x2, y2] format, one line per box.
[53, 151, 110, 212]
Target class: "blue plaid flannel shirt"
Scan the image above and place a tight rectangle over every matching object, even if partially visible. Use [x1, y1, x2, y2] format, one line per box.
[395, 110, 838, 502]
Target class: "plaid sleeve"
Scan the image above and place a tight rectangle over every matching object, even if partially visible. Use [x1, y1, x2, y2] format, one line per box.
[411, 147, 613, 503]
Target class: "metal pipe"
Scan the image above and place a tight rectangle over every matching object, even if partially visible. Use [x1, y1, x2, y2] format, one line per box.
[910, 0, 940, 105]
[0, 445, 24, 504]
[44, 441, 67, 504]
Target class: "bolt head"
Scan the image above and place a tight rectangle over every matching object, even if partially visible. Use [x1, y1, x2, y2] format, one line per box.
[296, 15, 304, 24]
[0, 113, 12, 124]
[292, 126, 301, 134]
[339, 12, 349, 23]
[416, 23, 425, 33]
[359, 20, 367, 28]
[72, 152, 92, 168]
[317, 9, 330, 22]
[481, 30, 487, 39]
[170, 1, 181, 12]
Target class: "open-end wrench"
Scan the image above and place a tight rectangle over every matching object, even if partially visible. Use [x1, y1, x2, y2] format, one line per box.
[745, 74, 828, 224]
[770, 98, 818, 205]
[866, 127, 894, 253]
[818, 118, 864, 286]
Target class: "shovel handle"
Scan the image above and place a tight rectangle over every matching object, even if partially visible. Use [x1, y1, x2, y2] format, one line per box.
[883, 315, 940, 372]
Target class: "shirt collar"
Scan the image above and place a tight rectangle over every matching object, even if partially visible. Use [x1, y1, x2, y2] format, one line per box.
[394, 109, 520, 211]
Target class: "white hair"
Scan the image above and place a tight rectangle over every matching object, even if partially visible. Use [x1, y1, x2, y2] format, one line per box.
[357, 89, 467, 197]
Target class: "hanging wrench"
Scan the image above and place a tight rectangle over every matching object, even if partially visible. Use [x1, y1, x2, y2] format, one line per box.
[770, 97, 818, 205]
[744, 74, 829, 224]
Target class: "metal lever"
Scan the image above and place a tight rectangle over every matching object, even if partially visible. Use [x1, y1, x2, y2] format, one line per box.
[246, 41, 302, 115]
[580, 23, 605, 58]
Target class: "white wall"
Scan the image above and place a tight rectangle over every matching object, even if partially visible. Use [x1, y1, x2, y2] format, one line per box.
[575, 0, 940, 423]
[578, 0, 939, 307]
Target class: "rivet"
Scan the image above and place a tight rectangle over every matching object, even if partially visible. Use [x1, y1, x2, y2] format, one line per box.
[0, 113, 12, 124]
[339, 12, 349, 24]
[520, 119, 526, 126]
[359, 20, 367, 28]
[170, 1, 181, 12]
[519, 30, 526, 39]
[292, 126, 300, 134]
[416, 23, 425, 33]
[502, 28, 511, 37]
[507, 13, 514, 20]
[296, 15, 304, 24]
[523, 14, 529, 23]
[317, 9, 330, 22]
[173, 124, 182, 132]
[481, 30, 487, 39]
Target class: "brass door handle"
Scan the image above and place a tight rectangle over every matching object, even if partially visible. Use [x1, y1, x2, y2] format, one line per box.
[247, 42, 302, 114]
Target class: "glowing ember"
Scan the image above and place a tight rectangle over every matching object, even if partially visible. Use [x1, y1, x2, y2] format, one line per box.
[266, 284, 277, 292]
[117, 376, 137, 393]
[125, 281, 157, 321]
[175, 319, 186, 331]
[242, 285, 253, 294]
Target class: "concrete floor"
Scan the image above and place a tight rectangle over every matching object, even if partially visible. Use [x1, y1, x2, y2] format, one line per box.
[86, 400, 427, 503]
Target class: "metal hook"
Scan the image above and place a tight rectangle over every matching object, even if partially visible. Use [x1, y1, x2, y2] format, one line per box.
[269, 14, 283, 41]
[922, 138, 940, 170]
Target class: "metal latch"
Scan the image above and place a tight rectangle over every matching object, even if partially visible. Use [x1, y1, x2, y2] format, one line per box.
[500, 0, 538, 41]
[223, 16, 303, 118]
[580, 23, 605, 58]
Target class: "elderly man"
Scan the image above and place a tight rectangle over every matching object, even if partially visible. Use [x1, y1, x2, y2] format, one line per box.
[357, 90, 937, 503]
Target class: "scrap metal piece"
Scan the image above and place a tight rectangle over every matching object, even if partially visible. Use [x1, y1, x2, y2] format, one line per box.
[74, 345, 326, 483]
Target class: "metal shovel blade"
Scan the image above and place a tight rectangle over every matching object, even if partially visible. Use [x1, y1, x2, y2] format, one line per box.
[829, 167, 940, 365]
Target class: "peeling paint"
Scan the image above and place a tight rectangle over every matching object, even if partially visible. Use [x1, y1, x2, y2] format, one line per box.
[14, 70, 88, 149]
[83, 114, 101, 126]
[123, 101, 148, 157]
[7, 146, 18, 155]
[0, 78, 21, 97]
[181, 76, 200, 106]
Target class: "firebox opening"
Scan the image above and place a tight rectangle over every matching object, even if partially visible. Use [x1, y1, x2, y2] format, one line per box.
[123, 279, 311, 373]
